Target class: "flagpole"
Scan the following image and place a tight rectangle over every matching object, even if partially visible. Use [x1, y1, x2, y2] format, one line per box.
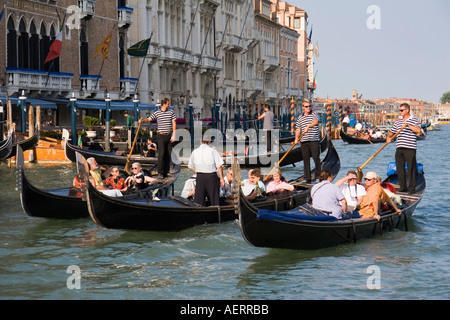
[133, 32, 153, 97]
[44, 60, 55, 87]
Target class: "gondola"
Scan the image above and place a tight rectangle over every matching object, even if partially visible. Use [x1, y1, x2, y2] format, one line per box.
[4, 126, 40, 160]
[64, 139, 160, 167]
[235, 166, 425, 250]
[340, 129, 386, 144]
[83, 139, 340, 232]
[0, 130, 15, 161]
[15, 144, 181, 219]
[65, 132, 329, 168]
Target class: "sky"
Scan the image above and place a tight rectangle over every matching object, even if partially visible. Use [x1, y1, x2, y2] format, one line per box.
[290, 0, 450, 103]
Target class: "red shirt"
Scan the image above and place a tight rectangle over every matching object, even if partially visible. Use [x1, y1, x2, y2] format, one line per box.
[105, 176, 125, 190]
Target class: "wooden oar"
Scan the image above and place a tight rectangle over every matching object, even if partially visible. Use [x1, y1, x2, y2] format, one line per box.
[124, 120, 142, 174]
[356, 127, 405, 182]
[263, 132, 305, 182]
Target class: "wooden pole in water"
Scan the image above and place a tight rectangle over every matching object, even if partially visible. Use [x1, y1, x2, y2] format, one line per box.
[28, 105, 35, 162]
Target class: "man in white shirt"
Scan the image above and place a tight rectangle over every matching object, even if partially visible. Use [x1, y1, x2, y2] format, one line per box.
[188, 138, 225, 206]
[334, 170, 366, 212]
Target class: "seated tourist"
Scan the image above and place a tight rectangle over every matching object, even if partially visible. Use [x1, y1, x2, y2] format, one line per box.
[334, 170, 366, 212]
[125, 162, 157, 190]
[86, 157, 122, 197]
[310, 170, 347, 219]
[358, 171, 402, 221]
[265, 169, 294, 194]
[241, 169, 257, 196]
[246, 168, 266, 200]
[220, 168, 233, 199]
[105, 166, 127, 192]
[181, 174, 196, 200]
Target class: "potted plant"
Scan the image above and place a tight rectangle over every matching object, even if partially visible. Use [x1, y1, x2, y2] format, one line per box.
[83, 116, 100, 138]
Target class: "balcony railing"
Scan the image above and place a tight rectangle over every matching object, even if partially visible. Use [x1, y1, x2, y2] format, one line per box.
[118, 6, 133, 28]
[6, 68, 73, 95]
[119, 77, 138, 97]
[78, 0, 95, 19]
[80, 75, 101, 96]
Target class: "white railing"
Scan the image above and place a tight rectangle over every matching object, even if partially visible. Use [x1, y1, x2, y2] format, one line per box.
[6, 68, 73, 92]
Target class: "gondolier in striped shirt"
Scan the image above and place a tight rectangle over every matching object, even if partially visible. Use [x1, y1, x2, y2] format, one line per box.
[386, 103, 421, 194]
[294, 99, 321, 183]
[139, 98, 176, 178]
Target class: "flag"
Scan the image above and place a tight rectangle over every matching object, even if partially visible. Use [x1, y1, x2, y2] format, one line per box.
[313, 73, 317, 88]
[44, 17, 65, 64]
[94, 30, 113, 62]
[0, 7, 5, 22]
[127, 38, 151, 57]
[307, 26, 313, 44]
[78, 135, 83, 149]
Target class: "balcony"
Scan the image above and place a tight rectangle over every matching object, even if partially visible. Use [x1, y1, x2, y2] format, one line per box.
[193, 55, 222, 74]
[159, 46, 193, 67]
[119, 77, 138, 98]
[6, 68, 73, 97]
[264, 55, 279, 72]
[217, 32, 245, 53]
[80, 75, 101, 97]
[78, 0, 95, 20]
[118, 7, 133, 28]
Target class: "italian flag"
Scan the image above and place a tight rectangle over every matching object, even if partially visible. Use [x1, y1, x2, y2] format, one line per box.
[45, 20, 64, 64]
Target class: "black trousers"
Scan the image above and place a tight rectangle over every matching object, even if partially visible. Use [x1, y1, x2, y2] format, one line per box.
[343, 122, 349, 133]
[194, 172, 220, 206]
[301, 140, 321, 182]
[156, 133, 172, 176]
[264, 130, 272, 153]
[395, 147, 417, 193]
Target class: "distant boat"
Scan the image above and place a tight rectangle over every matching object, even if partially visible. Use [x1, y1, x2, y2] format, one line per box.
[340, 129, 386, 144]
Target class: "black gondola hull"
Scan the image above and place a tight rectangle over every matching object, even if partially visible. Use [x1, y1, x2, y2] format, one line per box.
[340, 129, 386, 144]
[236, 170, 425, 250]
[85, 140, 340, 231]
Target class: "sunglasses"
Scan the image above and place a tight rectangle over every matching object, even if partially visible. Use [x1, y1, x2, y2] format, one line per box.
[399, 109, 406, 112]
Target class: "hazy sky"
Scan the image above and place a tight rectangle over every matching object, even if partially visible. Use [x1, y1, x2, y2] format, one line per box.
[290, 0, 450, 103]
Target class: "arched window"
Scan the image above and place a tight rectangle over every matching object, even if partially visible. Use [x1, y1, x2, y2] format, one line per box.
[80, 28, 89, 75]
[29, 21, 39, 70]
[7, 17, 17, 68]
[18, 19, 29, 69]
[39, 23, 49, 70]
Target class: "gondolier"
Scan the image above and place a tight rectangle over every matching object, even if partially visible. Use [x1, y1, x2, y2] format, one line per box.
[188, 138, 225, 206]
[294, 99, 321, 183]
[386, 103, 421, 194]
[139, 98, 176, 178]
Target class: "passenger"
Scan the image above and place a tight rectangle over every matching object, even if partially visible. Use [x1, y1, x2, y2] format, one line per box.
[310, 170, 347, 219]
[145, 138, 157, 157]
[334, 170, 366, 213]
[125, 162, 157, 190]
[241, 169, 257, 197]
[105, 166, 127, 192]
[87, 157, 122, 197]
[265, 169, 294, 194]
[181, 174, 196, 200]
[86, 157, 108, 190]
[358, 171, 402, 221]
[221, 168, 233, 199]
[246, 168, 266, 200]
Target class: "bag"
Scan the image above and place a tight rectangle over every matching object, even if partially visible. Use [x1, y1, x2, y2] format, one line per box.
[387, 161, 423, 176]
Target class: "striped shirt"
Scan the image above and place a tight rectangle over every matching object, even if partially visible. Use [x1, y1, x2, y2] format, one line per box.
[390, 116, 420, 149]
[148, 109, 176, 134]
[295, 112, 320, 142]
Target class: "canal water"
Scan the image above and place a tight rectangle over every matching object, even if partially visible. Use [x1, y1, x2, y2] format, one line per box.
[0, 126, 448, 301]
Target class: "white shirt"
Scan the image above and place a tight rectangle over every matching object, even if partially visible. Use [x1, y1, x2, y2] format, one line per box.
[188, 143, 224, 173]
[340, 183, 366, 208]
[241, 179, 256, 196]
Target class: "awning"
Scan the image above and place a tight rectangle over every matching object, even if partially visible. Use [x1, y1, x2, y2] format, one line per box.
[0, 96, 57, 109]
